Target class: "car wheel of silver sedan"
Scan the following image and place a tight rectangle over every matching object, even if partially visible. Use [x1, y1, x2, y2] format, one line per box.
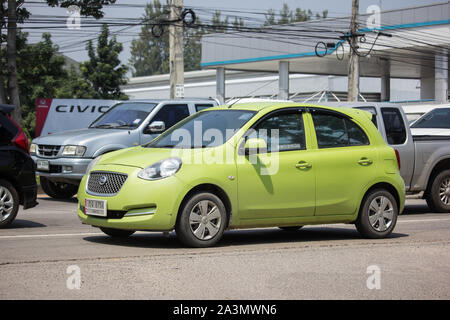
[176, 192, 227, 247]
[356, 189, 398, 238]
[0, 179, 19, 228]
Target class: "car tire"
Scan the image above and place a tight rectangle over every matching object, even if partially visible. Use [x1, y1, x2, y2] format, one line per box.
[175, 192, 227, 248]
[355, 189, 398, 239]
[426, 170, 450, 213]
[278, 226, 303, 231]
[0, 179, 20, 228]
[100, 227, 135, 238]
[40, 177, 78, 199]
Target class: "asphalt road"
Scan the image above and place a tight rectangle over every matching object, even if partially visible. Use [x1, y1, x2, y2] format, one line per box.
[0, 196, 449, 300]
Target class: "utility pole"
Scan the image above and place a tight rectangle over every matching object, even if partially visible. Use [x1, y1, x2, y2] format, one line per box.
[347, 0, 359, 101]
[169, 0, 184, 99]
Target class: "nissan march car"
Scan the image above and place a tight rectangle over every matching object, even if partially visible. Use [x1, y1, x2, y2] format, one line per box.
[77, 102, 405, 247]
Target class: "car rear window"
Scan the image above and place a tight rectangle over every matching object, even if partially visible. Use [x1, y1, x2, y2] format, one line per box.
[0, 113, 19, 145]
[411, 108, 450, 129]
[381, 108, 407, 145]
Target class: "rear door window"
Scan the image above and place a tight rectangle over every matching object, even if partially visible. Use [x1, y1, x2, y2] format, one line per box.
[381, 108, 407, 145]
[152, 104, 190, 130]
[195, 104, 214, 112]
[411, 108, 450, 129]
[312, 112, 369, 148]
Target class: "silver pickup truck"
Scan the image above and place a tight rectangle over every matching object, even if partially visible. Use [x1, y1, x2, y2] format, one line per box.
[325, 102, 450, 213]
[30, 99, 218, 199]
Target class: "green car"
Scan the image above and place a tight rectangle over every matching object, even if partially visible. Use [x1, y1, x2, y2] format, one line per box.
[78, 102, 405, 247]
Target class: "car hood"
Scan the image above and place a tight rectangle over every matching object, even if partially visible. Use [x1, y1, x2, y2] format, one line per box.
[410, 128, 450, 136]
[97, 146, 203, 169]
[33, 128, 130, 146]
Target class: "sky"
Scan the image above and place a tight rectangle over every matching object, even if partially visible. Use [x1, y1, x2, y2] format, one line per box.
[21, 0, 442, 68]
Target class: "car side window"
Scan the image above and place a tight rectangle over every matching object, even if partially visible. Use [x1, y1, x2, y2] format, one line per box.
[381, 108, 406, 145]
[253, 111, 306, 152]
[195, 104, 214, 112]
[312, 112, 369, 148]
[152, 104, 190, 130]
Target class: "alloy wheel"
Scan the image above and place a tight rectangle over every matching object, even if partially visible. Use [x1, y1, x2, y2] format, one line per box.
[368, 196, 394, 232]
[189, 200, 222, 240]
[0, 186, 14, 222]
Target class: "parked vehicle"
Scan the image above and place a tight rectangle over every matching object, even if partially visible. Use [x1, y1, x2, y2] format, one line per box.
[0, 104, 38, 228]
[30, 99, 218, 199]
[402, 103, 450, 124]
[78, 102, 404, 247]
[323, 102, 450, 213]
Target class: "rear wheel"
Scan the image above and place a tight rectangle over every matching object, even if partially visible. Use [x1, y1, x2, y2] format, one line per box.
[100, 227, 135, 238]
[175, 193, 227, 248]
[356, 189, 398, 239]
[0, 179, 19, 228]
[425, 170, 450, 213]
[40, 177, 78, 199]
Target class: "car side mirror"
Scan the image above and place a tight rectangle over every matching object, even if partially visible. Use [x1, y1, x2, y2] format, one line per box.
[244, 138, 268, 155]
[145, 121, 166, 134]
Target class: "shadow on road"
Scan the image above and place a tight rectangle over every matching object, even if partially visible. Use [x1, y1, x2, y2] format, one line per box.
[83, 226, 408, 249]
[37, 196, 78, 204]
[403, 202, 432, 215]
[5, 219, 46, 229]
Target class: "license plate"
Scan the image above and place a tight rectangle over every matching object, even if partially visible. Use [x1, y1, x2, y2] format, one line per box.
[36, 160, 49, 171]
[85, 198, 107, 217]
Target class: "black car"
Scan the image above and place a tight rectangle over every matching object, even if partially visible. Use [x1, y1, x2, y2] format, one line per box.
[0, 104, 38, 227]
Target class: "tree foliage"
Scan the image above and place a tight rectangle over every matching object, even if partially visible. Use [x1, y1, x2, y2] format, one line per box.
[80, 24, 128, 100]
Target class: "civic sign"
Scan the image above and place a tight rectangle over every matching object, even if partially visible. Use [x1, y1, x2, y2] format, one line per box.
[35, 99, 120, 137]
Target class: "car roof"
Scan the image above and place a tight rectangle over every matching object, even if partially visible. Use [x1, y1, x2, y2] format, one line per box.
[215, 101, 372, 120]
[0, 104, 14, 115]
[121, 98, 218, 104]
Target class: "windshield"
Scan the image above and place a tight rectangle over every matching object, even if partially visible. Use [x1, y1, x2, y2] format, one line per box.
[145, 110, 256, 148]
[411, 108, 450, 129]
[90, 102, 157, 129]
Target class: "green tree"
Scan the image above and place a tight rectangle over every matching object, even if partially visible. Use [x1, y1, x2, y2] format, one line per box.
[1, 0, 116, 125]
[55, 65, 98, 99]
[129, 0, 170, 77]
[80, 24, 128, 100]
[0, 31, 68, 137]
[264, 3, 328, 26]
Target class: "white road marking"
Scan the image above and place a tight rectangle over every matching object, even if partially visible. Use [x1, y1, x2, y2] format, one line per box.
[0, 232, 103, 239]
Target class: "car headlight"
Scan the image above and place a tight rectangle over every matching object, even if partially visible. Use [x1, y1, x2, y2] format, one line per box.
[86, 155, 102, 173]
[62, 145, 86, 157]
[138, 157, 182, 180]
[30, 143, 36, 154]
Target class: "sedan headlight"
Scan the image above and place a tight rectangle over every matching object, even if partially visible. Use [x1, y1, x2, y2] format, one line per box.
[138, 157, 182, 180]
[86, 155, 102, 174]
[30, 143, 36, 154]
[62, 145, 86, 157]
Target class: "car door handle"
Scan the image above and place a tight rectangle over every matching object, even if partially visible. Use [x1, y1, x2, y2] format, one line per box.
[358, 158, 373, 166]
[295, 161, 312, 169]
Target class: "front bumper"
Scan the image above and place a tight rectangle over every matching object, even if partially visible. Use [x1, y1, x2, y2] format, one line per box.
[31, 155, 92, 181]
[77, 164, 185, 231]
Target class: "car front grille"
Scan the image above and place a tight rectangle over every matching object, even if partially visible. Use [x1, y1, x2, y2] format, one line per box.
[37, 145, 61, 158]
[86, 171, 128, 196]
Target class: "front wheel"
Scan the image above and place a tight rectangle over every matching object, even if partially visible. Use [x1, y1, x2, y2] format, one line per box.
[0, 179, 19, 228]
[175, 193, 227, 248]
[40, 177, 78, 199]
[356, 189, 398, 239]
[100, 227, 135, 238]
[426, 170, 450, 213]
